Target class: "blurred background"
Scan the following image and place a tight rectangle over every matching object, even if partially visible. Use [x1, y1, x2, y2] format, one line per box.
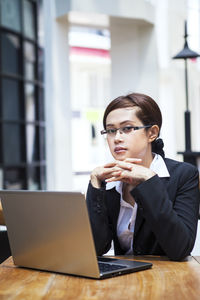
[0, 0, 200, 194]
[1, 0, 200, 260]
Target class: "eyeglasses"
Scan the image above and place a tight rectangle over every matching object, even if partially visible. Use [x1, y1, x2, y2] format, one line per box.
[100, 125, 152, 138]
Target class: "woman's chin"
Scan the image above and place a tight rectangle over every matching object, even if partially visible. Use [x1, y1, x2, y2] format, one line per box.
[112, 151, 142, 161]
[113, 153, 127, 161]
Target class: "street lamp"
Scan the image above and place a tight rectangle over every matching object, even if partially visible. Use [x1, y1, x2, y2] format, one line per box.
[172, 21, 200, 166]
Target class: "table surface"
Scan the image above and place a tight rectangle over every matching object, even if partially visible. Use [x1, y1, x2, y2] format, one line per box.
[1, 256, 200, 300]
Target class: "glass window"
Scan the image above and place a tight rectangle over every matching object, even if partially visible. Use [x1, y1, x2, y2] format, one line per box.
[23, 0, 36, 39]
[0, 0, 45, 191]
[25, 83, 35, 121]
[1, 33, 20, 74]
[38, 48, 44, 82]
[28, 166, 40, 190]
[37, 0, 44, 47]
[4, 168, 26, 189]
[0, 0, 21, 32]
[2, 124, 24, 164]
[38, 87, 44, 121]
[1, 78, 21, 120]
[40, 166, 46, 189]
[26, 124, 39, 163]
[24, 41, 36, 80]
[40, 127, 45, 160]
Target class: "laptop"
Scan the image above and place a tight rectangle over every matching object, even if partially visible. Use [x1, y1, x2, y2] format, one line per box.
[0, 190, 152, 279]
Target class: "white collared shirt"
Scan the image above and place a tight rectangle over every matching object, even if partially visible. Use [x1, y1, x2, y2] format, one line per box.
[106, 154, 170, 254]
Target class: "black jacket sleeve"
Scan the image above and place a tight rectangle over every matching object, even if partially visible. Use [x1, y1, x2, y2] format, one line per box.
[86, 182, 113, 255]
[131, 163, 199, 261]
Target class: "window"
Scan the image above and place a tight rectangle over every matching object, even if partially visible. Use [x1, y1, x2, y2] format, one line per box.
[23, 0, 36, 39]
[2, 123, 25, 165]
[2, 78, 21, 120]
[0, 0, 45, 190]
[1, 33, 20, 74]
[4, 168, 26, 189]
[24, 41, 36, 80]
[0, 0, 21, 33]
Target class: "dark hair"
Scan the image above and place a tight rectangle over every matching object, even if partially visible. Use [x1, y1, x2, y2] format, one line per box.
[103, 93, 165, 157]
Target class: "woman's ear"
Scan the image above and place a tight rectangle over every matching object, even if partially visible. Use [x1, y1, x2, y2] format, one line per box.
[148, 125, 159, 143]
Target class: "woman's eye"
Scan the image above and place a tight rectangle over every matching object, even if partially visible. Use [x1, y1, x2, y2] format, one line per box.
[107, 129, 116, 134]
[122, 126, 133, 133]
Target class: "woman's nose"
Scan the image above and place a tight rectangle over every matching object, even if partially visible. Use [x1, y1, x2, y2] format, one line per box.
[114, 130, 123, 142]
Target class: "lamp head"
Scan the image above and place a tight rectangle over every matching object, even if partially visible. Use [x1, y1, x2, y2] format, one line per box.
[172, 20, 200, 60]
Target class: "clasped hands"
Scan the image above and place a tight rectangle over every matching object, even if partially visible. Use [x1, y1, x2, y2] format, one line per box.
[91, 158, 155, 189]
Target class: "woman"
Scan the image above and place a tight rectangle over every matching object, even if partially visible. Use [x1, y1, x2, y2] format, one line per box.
[86, 93, 199, 261]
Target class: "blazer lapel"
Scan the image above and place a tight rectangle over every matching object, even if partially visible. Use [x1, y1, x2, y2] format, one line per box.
[134, 207, 144, 237]
[106, 188, 120, 229]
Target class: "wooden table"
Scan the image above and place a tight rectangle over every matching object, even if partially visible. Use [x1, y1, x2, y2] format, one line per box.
[1, 256, 200, 299]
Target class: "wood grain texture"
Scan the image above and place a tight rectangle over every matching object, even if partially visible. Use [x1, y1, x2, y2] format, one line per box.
[1, 256, 200, 299]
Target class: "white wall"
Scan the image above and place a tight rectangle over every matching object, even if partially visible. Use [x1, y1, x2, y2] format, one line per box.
[110, 17, 158, 99]
[44, 0, 72, 190]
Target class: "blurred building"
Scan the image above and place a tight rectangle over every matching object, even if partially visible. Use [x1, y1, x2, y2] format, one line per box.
[0, 0, 200, 192]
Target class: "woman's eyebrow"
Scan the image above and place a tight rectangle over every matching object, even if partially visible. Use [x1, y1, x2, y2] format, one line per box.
[106, 120, 136, 127]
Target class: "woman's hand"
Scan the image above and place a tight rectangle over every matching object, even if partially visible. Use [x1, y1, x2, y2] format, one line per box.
[105, 158, 155, 187]
[90, 162, 122, 188]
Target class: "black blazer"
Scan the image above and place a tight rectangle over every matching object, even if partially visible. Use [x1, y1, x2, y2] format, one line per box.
[86, 158, 200, 261]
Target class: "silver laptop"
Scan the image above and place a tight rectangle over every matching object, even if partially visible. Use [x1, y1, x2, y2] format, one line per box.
[0, 190, 152, 279]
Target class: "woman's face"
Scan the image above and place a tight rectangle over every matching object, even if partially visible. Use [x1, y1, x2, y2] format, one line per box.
[105, 107, 153, 162]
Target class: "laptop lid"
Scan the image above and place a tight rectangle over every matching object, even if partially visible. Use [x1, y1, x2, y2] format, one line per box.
[0, 190, 152, 279]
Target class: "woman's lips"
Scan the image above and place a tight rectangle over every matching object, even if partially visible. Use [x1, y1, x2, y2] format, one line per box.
[114, 147, 127, 153]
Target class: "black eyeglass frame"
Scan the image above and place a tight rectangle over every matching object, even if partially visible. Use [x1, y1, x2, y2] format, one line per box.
[100, 125, 152, 136]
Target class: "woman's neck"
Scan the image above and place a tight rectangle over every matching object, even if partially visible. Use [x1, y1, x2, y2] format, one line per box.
[122, 183, 135, 207]
[141, 151, 154, 168]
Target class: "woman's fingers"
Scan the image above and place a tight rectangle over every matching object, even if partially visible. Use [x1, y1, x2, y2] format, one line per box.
[104, 162, 117, 168]
[100, 166, 121, 180]
[105, 171, 122, 182]
[103, 159, 152, 185]
[104, 158, 141, 170]
[104, 160, 139, 181]
[95, 159, 142, 182]
[115, 161, 134, 171]
[105, 170, 133, 184]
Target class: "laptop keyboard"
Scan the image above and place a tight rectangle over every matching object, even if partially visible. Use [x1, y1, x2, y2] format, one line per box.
[98, 262, 127, 273]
